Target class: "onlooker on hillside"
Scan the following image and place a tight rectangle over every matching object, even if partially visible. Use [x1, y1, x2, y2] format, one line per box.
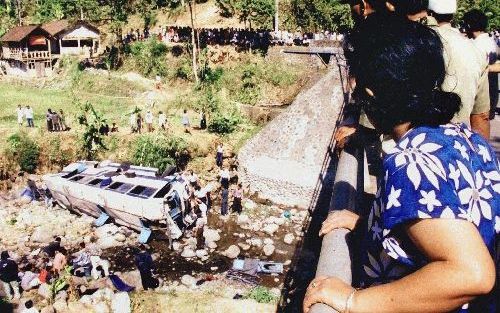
[51, 110, 61, 132]
[136, 113, 143, 133]
[158, 111, 167, 130]
[59, 110, 68, 131]
[16, 105, 24, 126]
[232, 183, 243, 214]
[0, 251, 20, 300]
[216, 143, 224, 168]
[111, 122, 119, 133]
[46, 109, 53, 132]
[220, 187, 229, 216]
[129, 112, 137, 133]
[463, 9, 499, 119]
[200, 111, 207, 129]
[220, 167, 230, 190]
[145, 110, 154, 132]
[182, 109, 191, 133]
[25, 105, 34, 128]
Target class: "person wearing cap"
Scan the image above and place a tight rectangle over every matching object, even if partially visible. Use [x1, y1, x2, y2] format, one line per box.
[426, 0, 491, 139]
[463, 9, 499, 119]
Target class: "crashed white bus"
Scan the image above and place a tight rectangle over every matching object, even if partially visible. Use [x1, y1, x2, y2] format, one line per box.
[43, 160, 198, 243]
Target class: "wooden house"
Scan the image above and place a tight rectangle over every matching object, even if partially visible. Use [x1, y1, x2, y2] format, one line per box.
[0, 20, 101, 77]
[0, 25, 55, 77]
[42, 20, 101, 57]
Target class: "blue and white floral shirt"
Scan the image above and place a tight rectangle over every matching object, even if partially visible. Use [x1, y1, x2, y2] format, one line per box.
[360, 123, 499, 312]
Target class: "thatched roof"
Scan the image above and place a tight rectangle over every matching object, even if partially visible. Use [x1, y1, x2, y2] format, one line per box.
[0, 25, 40, 42]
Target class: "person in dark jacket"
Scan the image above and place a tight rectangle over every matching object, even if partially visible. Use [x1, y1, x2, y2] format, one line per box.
[134, 246, 159, 290]
[0, 251, 20, 300]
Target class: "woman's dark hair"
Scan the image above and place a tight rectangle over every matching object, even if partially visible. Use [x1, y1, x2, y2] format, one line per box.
[352, 14, 461, 133]
[463, 9, 488, 32]
[1, 251, 9, 260]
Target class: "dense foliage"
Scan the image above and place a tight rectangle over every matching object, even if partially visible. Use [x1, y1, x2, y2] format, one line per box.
[131, 134, 190, 172]
[208, 113, 241, 134]
[215, 0, 275, 29]
[5, 132, 40, 173]
[290, 0, 353, 32]
[77, 101, 108, 160]
[128, 38, 169, 77]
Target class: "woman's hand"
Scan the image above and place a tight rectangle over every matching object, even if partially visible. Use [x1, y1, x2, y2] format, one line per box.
[319, 210, 360, 236]
[303, 276, 354, 313]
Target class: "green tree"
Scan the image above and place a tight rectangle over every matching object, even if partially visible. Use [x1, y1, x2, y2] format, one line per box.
[290, 0, 353, 32]
[457, 0, 499, 30]
[235, 0, 275, 29]
[77, 102, 108, 160]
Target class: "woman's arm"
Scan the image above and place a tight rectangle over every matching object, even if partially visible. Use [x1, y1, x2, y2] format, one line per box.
[351, 219, 495, 313]
[304, 219, 495, 313]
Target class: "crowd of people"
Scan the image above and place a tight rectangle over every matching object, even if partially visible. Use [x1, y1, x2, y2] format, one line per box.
[303, 1, 499, 313]
[45, 109, 68, 132]
[128, 108, 207, 134]
[123, 25, 344, 50]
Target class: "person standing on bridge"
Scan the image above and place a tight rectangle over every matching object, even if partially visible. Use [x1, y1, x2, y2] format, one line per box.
[304, 15, 498, 313]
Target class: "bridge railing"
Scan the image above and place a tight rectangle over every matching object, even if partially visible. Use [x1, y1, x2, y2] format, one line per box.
[309, 142, 363, 313]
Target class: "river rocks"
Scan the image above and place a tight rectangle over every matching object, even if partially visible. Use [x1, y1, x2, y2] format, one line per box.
[196, 249, 208, 258]
[236, 214, 250, 226]
[53, 300, 68, 312]
[172, 242, 182, 251]
[263, 223, 279, 236]
[206, 241, 217, 249]
[249, 238, 262, 248]
[41, 306, 55, 313]
[223, 245, 240, 259]
[38, 283, 51, 299]
[263, 238, 274, 245]
[31, 226, 56, 244]
[114, 233, 126, 243]
[92, 302, 110, 313]
[186, 237, 198, 248]
[263, 244, 275, 256]
[243, 200, 257, 210]
[181, 247, 196, 258]
[237, 243, 251, 251]
[284, 234, 295, 245]
[203, 228, 220, 242]
[181, 275, 197, 288]
[111, 292, 131, 313]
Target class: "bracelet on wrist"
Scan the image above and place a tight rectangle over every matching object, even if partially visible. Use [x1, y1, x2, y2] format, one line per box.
[344, 288, 357, 313]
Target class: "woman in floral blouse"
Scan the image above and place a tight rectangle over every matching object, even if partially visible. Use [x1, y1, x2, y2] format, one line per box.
[303, 15, 499, 313]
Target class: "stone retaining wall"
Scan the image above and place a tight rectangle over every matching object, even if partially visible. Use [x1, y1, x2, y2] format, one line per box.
[238, 65, 345, 208]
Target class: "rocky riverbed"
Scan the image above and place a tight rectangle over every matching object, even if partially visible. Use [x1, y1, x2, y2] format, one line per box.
[0, 178, 309, 313]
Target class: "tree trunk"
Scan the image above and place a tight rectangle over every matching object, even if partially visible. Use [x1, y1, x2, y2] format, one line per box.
[16, 0, 21, 26]
[188, 0, 199, 84]
[80, 6, 84, 20]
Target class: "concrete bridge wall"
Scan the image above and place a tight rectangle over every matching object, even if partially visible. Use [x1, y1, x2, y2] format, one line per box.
[238, 64, 346, 208]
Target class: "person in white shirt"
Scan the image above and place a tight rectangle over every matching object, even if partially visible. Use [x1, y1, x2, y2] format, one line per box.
[25, 105, 34, 127]
[16, 105, 24, 126]
[129, 112, 137, 133]
[463, 9, 499, 119]
[158, 111, 167, 130]
[145, 110, 154, 132]
[216, 143, 224, 168]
